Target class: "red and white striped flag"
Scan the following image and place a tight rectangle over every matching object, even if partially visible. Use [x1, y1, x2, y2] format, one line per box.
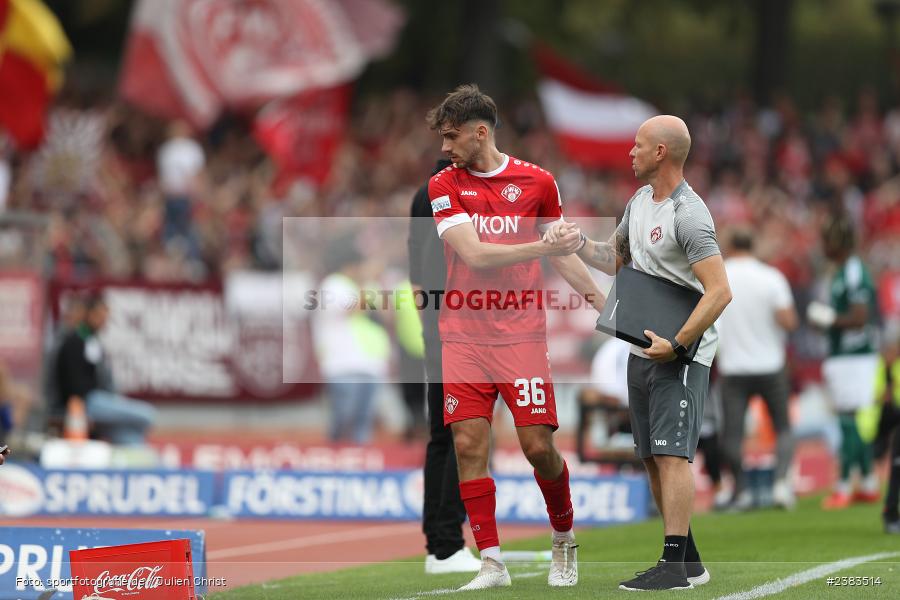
[535, 43, 656, 170]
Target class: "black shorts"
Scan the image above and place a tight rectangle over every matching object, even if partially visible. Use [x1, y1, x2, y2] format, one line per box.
[627, 354, 710, 462]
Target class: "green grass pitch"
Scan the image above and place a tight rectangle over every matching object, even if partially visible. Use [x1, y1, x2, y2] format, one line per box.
[210, 495, 900, 599]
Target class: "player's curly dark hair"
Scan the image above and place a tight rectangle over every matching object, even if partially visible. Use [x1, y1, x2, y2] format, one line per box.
[426, 84, 498, 130]
[822, 214, 855, 254]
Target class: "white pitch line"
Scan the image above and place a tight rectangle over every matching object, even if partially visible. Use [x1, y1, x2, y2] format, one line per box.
[712, 551, 900, 600]
[208, 522, 416, 560]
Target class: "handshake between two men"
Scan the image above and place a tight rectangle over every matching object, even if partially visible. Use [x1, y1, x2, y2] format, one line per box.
[540, 221, 585, 256]
[536, 220, 684, 364]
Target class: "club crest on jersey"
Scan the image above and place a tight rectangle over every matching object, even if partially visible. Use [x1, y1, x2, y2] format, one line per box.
[501, 184, 522, 203]
[445, 394, 459, 415]
[650, 226, 663, 244]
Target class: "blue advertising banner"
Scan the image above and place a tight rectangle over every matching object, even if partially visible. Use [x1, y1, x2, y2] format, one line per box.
[0, 527, 207, 600]
[221, 469, 649, 525]
[0, 464, 215, 517]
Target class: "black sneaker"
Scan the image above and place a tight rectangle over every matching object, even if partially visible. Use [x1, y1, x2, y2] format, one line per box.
[685, 561, 710, 586]
[619, 561, 693, 591]
[885, 519, 900, 534]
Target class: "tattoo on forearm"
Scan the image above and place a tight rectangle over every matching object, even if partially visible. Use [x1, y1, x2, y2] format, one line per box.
[614, 231, 631, 264]
[590, 242, 616, 265]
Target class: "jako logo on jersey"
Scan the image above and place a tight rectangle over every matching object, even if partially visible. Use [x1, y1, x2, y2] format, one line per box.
[501, 184, 522, 203]
[654, 439, 667, 446]
[531, 407, 547, 415]
[460, 190, 478, 196]
[471, 213, 521, 235]
[445, 394, 459, 415]
[650, 226, 663, 244]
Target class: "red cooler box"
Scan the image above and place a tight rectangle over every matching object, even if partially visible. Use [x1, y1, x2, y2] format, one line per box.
[70, 539, 196, 600]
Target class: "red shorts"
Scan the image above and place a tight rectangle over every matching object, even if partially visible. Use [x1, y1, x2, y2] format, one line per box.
[442, 340, 558, 429]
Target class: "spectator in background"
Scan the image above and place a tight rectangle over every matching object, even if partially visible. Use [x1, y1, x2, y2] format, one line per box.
[808, 216, 881, 509]
[716, 228, 798, 510]
[53, 294, 156, 445]
[157, 120, 204, 259]
[577, 337, 632, 451]
[409, 158, 481, 574]
[44, 293, 87, 434]
[699, 378, 724, 509]
[312, 237, 390, 444]
[871, 330, 900, 533]
[393, 278, 427, 442]
[0, 361, 32, 441]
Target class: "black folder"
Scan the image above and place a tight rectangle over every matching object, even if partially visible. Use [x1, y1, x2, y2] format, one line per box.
[595, 266, 704, 364]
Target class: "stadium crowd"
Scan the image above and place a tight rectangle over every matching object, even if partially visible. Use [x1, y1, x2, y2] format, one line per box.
[1, 87, 899, 308]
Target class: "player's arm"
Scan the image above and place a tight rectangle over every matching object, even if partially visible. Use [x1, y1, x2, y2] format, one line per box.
[548, 253, 606, 312]
[545, 224, 628, 275]
[775, 306, 799, 332]
[442, 222, 580, 269]
[772, 270, 798, 331]
[543, 197, 632, 275]
[578, 229, 629, 275]
[832, 302, 869, 329]
[676, 254, 733, 346]
[644, 254, 732, 361]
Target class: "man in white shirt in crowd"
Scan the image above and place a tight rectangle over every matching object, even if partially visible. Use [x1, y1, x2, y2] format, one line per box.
[157, 120, 205, 258]
[716, 228, 798, 510]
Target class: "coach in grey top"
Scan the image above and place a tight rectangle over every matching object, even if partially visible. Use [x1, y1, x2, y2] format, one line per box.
[546, 115, 731, 591]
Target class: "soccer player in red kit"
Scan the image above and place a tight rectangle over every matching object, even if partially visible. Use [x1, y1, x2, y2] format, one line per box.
[425, 84, 605, 590]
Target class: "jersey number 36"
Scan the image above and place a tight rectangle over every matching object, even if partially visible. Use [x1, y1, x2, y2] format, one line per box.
[514, 377, 546, 407]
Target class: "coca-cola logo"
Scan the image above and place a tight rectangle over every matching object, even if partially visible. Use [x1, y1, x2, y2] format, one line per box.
[94, 565, 163, 595]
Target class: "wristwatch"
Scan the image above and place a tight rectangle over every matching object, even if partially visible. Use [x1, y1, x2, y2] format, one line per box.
[671, 341, 689, 362]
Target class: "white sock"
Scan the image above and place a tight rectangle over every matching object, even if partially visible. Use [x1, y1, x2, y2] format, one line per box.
[552, 529, 575, 544]
[863, 473, 880, 493]
[480, 546, 503, 563]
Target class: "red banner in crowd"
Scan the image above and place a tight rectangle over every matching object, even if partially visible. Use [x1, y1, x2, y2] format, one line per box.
[0, 270, 44, 379]
[50, 277, 318, 402]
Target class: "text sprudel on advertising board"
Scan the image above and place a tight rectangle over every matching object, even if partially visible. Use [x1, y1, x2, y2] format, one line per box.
[0, 464, 215, 517]
[0, 527, 206, 600]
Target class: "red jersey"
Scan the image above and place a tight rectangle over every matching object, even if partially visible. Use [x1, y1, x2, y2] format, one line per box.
[428, 154, 563, 344]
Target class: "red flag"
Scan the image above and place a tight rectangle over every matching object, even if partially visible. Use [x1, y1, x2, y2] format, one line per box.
[118, 0, 403, 129]
[0, 0, 71, 149]
[253, 84, 351, 192]
[0, 52, 49, 149]
[534, 43, 656, 170]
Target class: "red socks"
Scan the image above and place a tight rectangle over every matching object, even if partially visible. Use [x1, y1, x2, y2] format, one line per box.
[459, 477, 500, 550]
[460, 464, 573, 552]
[534, 461, 574, 532]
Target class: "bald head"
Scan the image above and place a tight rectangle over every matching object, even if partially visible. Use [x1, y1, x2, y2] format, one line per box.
[639, 115, 691, 167]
